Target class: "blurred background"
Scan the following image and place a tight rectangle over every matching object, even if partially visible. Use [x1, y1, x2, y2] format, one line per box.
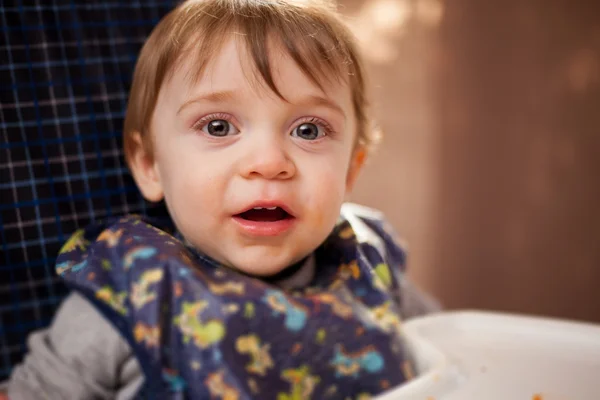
[345, 0, 600, 323]
[1, 0, 599, 384]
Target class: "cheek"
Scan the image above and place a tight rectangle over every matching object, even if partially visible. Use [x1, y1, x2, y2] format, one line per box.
[175, 171, 221, 210]
[157, 151, 222, 216]
[305, 158, 348, 227]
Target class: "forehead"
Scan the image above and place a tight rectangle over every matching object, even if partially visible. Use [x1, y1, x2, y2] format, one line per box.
[161, 35, 354, 115]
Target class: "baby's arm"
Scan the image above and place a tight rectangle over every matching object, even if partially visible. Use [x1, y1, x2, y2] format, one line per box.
[5, 293, 143, 400]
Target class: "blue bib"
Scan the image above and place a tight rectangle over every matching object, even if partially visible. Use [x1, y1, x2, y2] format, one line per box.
[57, 205, 414, 399]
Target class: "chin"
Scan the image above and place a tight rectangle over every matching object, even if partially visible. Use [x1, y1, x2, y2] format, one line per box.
[228, 251, 306, 277]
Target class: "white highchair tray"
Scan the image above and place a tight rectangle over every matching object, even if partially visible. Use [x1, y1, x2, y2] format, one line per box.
[377, 311, 600, 400]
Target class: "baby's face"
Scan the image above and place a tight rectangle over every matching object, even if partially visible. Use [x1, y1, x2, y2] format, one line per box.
[135, 37, 362, 276]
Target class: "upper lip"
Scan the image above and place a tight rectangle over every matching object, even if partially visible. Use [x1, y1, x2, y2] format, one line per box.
[234, 200, 296, 217]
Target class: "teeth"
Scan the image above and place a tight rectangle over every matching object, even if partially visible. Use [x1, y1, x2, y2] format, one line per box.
[253, 207, 263, 210]
[266, 207, 277, 210]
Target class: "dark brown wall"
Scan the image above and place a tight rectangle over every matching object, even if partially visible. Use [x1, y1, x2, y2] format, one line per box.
[433, 0, 600, 321]
[347, 0, 600, 322]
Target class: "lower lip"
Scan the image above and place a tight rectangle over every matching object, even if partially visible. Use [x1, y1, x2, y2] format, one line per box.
[231, 216, 296, 237]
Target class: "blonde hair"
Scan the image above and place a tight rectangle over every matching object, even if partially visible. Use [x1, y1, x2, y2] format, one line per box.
[123, 0, 379, 164]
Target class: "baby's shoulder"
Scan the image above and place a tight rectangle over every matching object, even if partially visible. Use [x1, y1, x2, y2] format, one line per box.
[340, 202, 408, 268]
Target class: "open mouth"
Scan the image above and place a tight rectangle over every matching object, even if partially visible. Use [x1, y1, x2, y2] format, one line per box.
[235, 207, 292, 222]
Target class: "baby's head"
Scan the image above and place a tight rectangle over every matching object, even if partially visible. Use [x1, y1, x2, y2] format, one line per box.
[124, 0, 378, 276]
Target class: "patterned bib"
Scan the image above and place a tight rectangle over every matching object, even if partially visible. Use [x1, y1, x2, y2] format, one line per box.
[57, 204, 414, 399]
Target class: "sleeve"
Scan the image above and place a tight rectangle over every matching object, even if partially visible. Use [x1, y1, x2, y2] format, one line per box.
[6, 293, 144, 400]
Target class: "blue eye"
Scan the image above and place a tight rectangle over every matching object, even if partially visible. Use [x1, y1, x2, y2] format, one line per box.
[291, 122, 324, 140]
[201, 119, 239, 137]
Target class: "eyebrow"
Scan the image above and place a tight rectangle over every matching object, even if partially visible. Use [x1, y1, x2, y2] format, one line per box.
[177, 90, 237, 115]
[177, 90, 346, 120]
[295, 94, 346, 120]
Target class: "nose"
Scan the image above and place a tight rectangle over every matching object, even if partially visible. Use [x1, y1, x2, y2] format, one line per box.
[240, 137, 296, 180]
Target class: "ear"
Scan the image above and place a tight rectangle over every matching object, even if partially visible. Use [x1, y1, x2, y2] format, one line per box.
[346, 146, 367, 192]
[127, 131, 164, 202]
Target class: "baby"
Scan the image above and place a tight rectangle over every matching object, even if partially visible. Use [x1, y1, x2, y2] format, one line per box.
[3, 0, 440, 398]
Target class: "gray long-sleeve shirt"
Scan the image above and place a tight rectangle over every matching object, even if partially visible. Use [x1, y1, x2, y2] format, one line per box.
[4, 275, 440, 400]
